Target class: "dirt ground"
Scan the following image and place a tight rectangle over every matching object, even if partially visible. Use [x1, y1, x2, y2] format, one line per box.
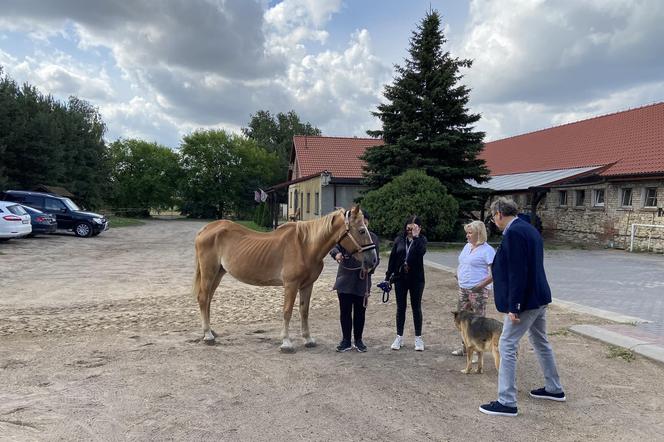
[1, 220, 663, 441]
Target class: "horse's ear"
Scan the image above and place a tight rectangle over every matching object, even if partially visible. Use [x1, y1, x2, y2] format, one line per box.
[351, 205, 360, 219]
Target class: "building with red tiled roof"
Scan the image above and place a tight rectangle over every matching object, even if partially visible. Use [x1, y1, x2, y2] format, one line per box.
[284, 135, 383, 220]
[475, 102, 664, 252]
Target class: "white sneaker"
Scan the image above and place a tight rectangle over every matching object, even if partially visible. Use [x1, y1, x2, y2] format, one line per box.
[414, 336, 424, 351]
[390, 335, 403, 350]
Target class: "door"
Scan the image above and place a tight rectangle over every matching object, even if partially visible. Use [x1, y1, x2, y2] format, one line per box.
[44, 197, 73, 229]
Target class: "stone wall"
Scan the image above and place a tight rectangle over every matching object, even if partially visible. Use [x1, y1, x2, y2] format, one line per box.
[490, 179, 664, 253]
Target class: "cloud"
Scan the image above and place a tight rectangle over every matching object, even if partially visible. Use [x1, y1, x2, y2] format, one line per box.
[0, 0, 391, 146]
[459, 0, 664, 105]
[474, 79, 664, 142]
[0, 0, 283, 80]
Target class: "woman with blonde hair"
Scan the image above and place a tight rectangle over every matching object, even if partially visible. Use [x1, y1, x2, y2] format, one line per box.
[452, 220, 496, 356]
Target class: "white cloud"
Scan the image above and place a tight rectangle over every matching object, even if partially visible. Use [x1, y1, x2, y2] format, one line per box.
[459, 0, 664, 105]
[0, 0, 391, 145]
[474, 79, 664, 142]
[454, 0, 664, 140]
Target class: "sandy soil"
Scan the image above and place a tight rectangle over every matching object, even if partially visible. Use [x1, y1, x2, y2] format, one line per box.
[1, 220, 663, 441]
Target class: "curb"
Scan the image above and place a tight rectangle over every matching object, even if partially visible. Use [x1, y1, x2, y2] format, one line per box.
[570, 325, 664, 364]
[424, 259, 664, 365]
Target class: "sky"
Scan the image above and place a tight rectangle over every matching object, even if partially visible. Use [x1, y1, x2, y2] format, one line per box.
[1, 0, 663, 148]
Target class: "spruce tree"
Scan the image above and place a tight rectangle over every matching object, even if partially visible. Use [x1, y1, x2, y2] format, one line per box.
[362, 10, 489, 212]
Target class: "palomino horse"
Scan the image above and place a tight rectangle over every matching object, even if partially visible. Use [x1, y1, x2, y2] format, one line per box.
[192, 205, 378, 352]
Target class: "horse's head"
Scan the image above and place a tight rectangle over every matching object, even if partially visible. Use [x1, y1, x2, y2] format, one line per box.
[338, 205, 378, 273]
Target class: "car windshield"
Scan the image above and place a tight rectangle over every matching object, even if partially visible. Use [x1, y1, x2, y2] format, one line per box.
[62, 198, 80, 211]
[8, 204, 28, 215]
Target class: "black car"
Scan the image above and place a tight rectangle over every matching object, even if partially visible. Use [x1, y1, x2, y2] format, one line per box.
[21, 204, 57, 235]
[1, 190, 109, 237]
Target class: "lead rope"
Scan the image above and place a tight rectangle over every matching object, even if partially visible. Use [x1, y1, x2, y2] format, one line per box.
[363, 275, 370, 308]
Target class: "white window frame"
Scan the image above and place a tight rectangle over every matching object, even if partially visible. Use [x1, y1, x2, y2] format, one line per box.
[620, 188, 633, 207]
[644, 187, 658, 208]
[593, 189, 605, 207]
[558, 190, 567, 206]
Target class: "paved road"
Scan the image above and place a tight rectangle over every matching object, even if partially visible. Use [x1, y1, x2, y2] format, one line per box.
[426, 248, 664, 337]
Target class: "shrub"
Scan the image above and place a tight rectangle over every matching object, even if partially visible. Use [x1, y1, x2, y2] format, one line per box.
[361, 170, 458, 241]
[253, 202, 271, 228]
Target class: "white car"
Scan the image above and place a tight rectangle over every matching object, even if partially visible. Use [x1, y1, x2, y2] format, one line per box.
[0, 201, 32, 240]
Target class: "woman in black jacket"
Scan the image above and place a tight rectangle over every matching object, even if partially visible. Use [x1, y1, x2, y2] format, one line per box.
[329, 214, 380, 353]
[386, 215, 427, 351]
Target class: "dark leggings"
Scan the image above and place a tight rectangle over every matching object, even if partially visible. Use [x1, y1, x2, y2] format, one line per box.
[338, 292, 366, 341]
[395, 281, 425, 336]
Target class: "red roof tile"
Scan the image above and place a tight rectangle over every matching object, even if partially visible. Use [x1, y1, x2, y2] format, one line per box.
[292, 136, 384, 179]
[480, 102, 664, 177]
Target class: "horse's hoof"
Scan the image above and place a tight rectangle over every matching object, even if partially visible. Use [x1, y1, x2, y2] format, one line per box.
[203, 338, 216, 346]
[280, 346, 296, 353]
[304, 340, 317, 348]
[211, 330, 219, 338]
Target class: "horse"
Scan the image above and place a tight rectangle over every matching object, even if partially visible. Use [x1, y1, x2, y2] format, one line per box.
[192, 205, 378, 352]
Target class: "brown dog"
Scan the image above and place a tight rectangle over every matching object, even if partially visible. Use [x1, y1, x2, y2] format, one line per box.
[452, 310, 502, 374]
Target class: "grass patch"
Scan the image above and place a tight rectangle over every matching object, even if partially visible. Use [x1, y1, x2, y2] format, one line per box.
[235, 220, 270, 232]
[549, 327, 570, 337]
[606, 345, 635, 362]
[106, 215, 146, 228]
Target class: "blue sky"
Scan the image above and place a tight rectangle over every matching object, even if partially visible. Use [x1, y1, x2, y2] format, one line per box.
[1, 0, 663, 148]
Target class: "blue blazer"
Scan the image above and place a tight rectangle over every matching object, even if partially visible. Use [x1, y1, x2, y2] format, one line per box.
[492, 218, 552, 313]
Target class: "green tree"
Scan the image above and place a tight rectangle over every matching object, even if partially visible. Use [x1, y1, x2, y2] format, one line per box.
[362, 10, 489, 213]
[58, 96, 108, 207]
[242, 110, 321, 183]
[0, 67, 108, 208]
[361, 169, 458, 240]
[179, 129, 279, 219]
[107, 139, 181, 216]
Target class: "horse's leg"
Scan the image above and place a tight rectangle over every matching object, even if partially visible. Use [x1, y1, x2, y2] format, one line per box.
[195, 252, 225, 344]
[280, 284, 299, 353]
[206, 268, 225, 339]
[299, 283, 316, 348]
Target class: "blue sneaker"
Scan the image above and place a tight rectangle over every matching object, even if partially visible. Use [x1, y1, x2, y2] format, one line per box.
[530, 387, 566, 402]
[479, 401, 518, 417]
[354, 340, 367, 352]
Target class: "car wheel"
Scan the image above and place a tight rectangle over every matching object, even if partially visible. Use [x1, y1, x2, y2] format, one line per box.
[74, 222, 93, 237]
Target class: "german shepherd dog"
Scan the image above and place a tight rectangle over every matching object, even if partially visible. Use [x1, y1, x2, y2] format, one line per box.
[452, 310, 502, 374]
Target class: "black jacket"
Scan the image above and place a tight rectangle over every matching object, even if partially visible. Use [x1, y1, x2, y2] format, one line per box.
[386, 234, 427, 284]
[329, 232, 380, 296]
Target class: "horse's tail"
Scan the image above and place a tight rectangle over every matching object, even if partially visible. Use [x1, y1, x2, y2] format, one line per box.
[192, 239, 202, 298]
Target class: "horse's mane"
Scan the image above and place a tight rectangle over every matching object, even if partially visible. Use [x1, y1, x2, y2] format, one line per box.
[295, 208, 344, 244]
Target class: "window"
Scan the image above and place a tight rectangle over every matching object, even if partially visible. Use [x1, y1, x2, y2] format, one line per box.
[644, 187, 658, 207]
[620, 188, 633, 207]
[525, 193, 533, 207]
[306, 192, 311, 213]
[314, 192, 320, 215]
[575, 190, 585, 207]
[593, 189, 605, 207]
[45, 197, 66, 211]
[558, 190, 567, 206]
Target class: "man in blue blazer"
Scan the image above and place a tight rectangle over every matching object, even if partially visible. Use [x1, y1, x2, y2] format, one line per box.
[480, 198, 565, 417]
